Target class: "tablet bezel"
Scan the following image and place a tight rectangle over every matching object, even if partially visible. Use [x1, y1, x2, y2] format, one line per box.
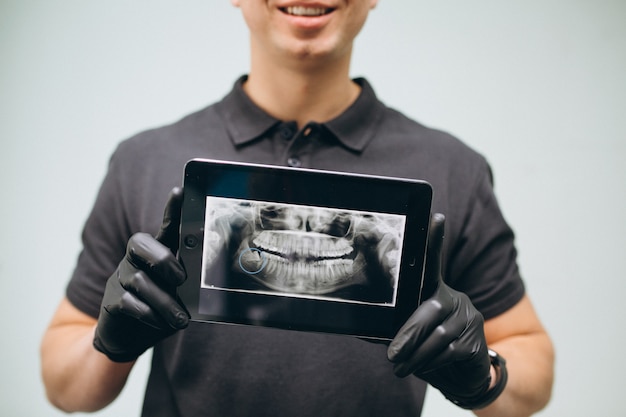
[178, 159, 432, 341]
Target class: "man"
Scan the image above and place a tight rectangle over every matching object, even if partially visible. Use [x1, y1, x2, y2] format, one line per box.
[41, 1, 554, 416]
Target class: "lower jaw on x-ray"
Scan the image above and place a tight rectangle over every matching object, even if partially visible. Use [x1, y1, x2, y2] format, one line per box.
[201, 197, 405, 306]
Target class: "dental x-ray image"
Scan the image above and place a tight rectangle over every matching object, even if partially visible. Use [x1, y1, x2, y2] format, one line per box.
[201, 196, 406, 306]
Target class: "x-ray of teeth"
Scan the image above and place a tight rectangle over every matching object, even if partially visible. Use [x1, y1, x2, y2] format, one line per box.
[201, 197, 406, 305]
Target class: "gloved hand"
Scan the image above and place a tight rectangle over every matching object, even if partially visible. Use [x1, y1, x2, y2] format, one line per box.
[93, 187, 190, 362]
[387, 213, 496, 409]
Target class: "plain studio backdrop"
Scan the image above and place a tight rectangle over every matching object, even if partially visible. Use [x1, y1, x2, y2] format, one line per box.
[1, 1, 624, 416]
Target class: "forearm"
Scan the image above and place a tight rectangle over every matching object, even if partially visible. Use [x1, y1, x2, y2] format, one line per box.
[41, 299, 135, 412]
[474, 332, 554, 417]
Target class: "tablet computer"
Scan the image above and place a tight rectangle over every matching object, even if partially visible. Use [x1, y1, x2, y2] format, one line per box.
[178, 159, 432, 341]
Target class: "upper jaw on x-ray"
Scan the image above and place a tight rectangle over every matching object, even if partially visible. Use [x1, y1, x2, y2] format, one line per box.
[202, 198, 403, 303]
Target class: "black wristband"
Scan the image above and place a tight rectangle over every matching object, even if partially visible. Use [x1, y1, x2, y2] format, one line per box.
[450, 349, 508, 410]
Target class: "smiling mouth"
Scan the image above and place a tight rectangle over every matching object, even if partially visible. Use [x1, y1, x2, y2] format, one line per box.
[280, 6, 334, 17]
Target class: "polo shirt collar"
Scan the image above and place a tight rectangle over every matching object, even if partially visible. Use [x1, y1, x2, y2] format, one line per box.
[325, 78, 385, 152]
[216, 75, 280, 146]
[217, 75, 385, 152]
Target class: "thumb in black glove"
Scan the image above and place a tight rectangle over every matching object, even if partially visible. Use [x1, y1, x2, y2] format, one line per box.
[93, 187, 190, 362]
[387, 213, 496, 409]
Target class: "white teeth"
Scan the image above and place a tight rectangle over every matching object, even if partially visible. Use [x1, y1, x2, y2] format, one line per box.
[285, 6, 329, 16]
[253, 230, 352, 259]
[250, 257, 354, 294]
[245, 230, 357, 294]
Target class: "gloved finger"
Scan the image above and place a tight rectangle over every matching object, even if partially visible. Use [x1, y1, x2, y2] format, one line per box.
[101, 276, 165, 329]
[118, 261, 189, 329]
[421, 213, 445, 300]
[387, 285, 454, 363]
[412, 322, 486, 376]
[126, 232, 186, 287]
[391, 310, 468, 377]
[155, 187, 184, 253]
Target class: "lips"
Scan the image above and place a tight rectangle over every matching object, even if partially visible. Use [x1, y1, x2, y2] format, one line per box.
[280, 6, 334, 16]
[277, 3, 337, 30]
[237, 230, 365, 295]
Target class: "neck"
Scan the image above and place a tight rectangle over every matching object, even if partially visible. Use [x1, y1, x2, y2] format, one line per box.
[243, 45, 360, 128]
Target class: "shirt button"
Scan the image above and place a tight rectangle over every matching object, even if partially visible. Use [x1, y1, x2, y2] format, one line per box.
[287, 157, 302, 167]
[280, 127, 294, 140]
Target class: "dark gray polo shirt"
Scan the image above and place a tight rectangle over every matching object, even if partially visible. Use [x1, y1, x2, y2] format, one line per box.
[67, 76, 524, 417]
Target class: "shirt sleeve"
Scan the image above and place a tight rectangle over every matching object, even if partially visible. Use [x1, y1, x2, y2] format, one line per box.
[445, 160, 525, 320]
[66, 147, 133, 318]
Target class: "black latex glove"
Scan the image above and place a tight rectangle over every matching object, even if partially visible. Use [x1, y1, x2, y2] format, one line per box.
[93, 187, 189, 362]
[387, 213, 494, 409]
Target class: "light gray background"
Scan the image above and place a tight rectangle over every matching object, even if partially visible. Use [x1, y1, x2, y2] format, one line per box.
[1, 1, 624, 416]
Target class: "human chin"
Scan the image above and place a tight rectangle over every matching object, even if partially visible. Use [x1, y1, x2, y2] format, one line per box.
[272, 29, 352, 63]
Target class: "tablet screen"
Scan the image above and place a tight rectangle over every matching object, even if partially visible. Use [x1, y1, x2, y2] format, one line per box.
[178, 159, 432, 340]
